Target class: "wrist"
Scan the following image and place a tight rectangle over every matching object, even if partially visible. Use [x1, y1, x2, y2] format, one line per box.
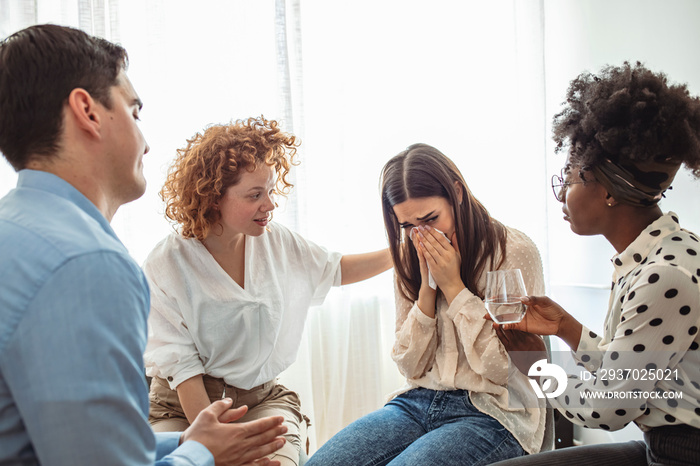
[417, 289, 436, 317]
[441, 281, 465, 305]
[556, 313, 582, 350]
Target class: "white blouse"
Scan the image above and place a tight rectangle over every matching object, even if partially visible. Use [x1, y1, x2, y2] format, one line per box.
[143, 222, 342, 390]
[390, 227, 549, 454]
[550, 212, 700, 432]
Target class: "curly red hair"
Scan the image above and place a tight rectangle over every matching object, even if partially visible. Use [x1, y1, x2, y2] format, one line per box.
[161, 117, 298, 240]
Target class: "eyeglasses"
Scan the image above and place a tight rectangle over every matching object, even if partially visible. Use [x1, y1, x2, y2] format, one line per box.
[551, 173, 586, 202]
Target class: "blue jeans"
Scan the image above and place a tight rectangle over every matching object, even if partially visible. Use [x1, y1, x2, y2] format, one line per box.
[307, 388, 526, 466]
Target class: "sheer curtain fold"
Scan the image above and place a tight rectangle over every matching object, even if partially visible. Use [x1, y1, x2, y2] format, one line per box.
[77, 0, 119, 41]
[0, 0, 119, 39]
[273, 2, 403, 449]
[274, 0, 304, 232]
[0, 0, 36, 38]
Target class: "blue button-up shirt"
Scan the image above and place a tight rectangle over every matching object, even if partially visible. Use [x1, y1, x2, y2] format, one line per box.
[0, 170, 212, 465]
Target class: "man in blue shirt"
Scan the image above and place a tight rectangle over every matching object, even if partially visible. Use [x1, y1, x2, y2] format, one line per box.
[0, 24, 286, 465]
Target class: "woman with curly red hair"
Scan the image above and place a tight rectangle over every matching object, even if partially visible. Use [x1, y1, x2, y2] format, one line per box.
[142, 116, 392, 466]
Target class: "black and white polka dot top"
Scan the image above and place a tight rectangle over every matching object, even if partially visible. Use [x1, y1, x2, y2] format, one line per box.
[551, 212, 700, 431]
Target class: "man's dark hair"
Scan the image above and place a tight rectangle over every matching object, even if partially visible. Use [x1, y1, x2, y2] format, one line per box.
[0, 24, 128, 170]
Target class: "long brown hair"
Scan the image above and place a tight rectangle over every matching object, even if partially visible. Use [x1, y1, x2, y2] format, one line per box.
[380, 143, 507, 301]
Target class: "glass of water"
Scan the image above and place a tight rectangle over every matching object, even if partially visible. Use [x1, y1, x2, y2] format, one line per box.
[485, 269, 527, 324]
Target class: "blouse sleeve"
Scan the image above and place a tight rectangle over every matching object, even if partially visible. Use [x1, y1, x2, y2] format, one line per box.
[547, 263, 700, 431]
[443, 288, 510, 385]
[443, 230, 546, 386]
[391, 279, 439, 379]
[282, 227, 342, 307]
[143, 269, 204, 390]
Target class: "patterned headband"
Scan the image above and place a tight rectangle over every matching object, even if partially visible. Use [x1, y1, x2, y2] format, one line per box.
[590, 158, 680, 207]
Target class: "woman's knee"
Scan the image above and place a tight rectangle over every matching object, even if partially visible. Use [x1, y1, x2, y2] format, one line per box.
[150, 417, 190, 432]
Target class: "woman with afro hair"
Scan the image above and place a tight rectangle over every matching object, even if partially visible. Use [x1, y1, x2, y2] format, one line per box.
[492, 62, 700, 465]
[142, 116, 392, 466]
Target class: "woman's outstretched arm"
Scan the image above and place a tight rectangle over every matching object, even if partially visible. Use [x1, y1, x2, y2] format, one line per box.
[340, 249, 393, 285]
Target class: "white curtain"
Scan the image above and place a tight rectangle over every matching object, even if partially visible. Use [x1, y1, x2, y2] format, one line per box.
[2, 0, 700, 452]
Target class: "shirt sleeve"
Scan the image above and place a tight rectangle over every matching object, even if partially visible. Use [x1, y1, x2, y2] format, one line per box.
[443, 288, 510, 385]
[548, 263, 700, 431]
[286, 228, 342, 307]
[391, 279, 439, 379]
[143, 274, 205, 390]
[0, 253, 180, 463]
[155, 433, 213, 466]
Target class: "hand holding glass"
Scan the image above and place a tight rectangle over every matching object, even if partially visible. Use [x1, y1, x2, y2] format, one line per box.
[485, 269, 527, 324]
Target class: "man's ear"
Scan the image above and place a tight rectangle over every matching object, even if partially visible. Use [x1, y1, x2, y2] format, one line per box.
[66, 88, 102, 139]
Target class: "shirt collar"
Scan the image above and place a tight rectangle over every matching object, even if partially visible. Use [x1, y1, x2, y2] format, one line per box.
[611, 211, 681, 276]
[16, 169, 119, 241]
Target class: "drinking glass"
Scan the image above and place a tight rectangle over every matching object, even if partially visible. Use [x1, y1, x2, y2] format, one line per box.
[485, 269, 527, 324]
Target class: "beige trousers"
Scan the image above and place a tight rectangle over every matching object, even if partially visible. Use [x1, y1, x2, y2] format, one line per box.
[149, 375, 308, 466]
